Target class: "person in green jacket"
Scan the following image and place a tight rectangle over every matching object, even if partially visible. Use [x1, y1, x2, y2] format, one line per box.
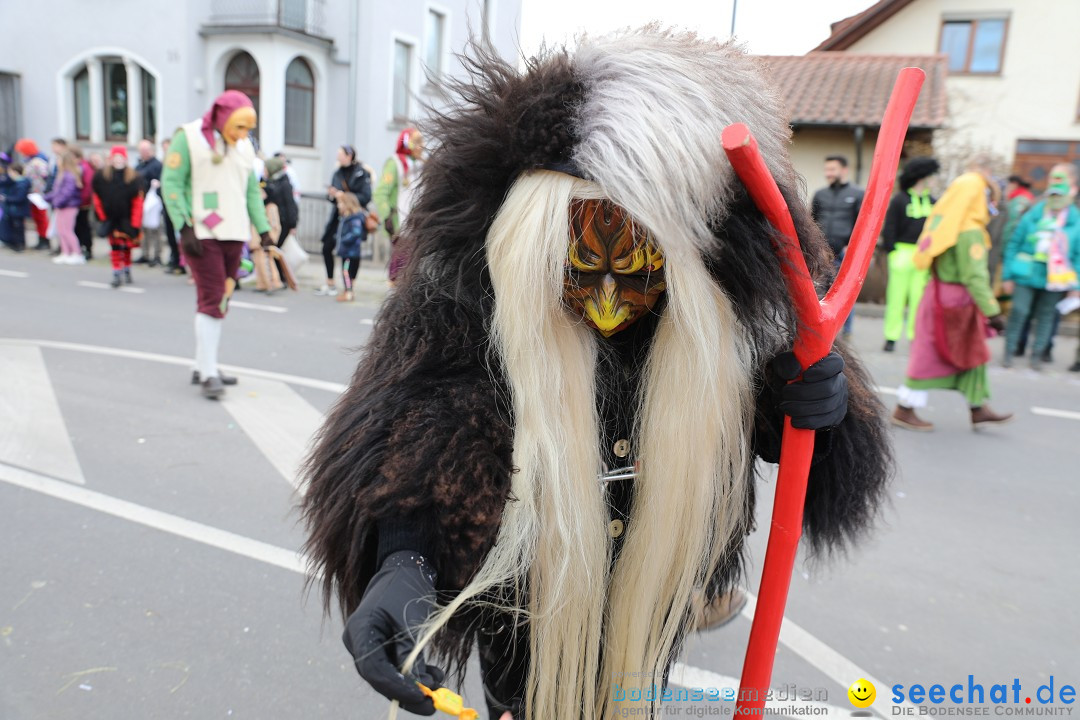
[892, 157, 1011, 432]
[161, 90, 272, 399]
[1001, 164, 1080, 370]
[373, 127, 423, 283]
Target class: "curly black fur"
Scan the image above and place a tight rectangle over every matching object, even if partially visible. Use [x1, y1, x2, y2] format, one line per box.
[300, 42, 585, 670]
[699, 177, 893, 594]
[723, 186, 894, 557]
[398, 42, 584, 287]
[301, 38, 894, 683]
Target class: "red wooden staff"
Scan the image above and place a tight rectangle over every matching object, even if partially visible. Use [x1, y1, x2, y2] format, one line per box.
[721, 67, 925, 716]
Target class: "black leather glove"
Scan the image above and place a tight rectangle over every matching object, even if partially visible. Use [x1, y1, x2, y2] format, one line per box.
[988, 314, 1006, 332]
[772, 350, 849, 430]
[179, 225, 202, 258]
[342, 551, 444, 715]
[259, 231, 273, 249]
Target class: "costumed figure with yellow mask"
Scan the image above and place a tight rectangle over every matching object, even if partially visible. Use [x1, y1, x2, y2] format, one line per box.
[161, 90, 272, 399]
[301, 31, 892, 720]
[891, 155, 1012, 432]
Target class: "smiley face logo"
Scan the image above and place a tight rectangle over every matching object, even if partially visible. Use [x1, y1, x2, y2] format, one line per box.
[848, 679, 876, 708]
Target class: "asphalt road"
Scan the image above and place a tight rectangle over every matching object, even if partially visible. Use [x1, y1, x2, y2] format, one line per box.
[1, 245, 1077, 720]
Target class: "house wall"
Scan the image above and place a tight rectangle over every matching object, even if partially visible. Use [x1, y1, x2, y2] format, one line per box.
[841, 0, 1080, 166]
[0, 0, 522, 197]
[788, 127, 882, 202]
[356, 1, 520, 182]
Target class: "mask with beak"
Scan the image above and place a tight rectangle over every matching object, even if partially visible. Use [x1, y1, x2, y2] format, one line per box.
[564, 198, 666, 337]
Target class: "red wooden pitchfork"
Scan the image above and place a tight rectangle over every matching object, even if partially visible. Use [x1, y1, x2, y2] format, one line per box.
[721, 67, 925, 716]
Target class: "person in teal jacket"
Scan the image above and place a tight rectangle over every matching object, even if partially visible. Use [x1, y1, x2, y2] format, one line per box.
[1001, 164, 1080, 370]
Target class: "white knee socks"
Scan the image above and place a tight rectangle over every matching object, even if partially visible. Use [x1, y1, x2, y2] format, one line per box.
[897, 384, 928, 409]
[195, 313, 223, 379]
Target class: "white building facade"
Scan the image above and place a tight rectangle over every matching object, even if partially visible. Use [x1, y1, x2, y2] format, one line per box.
[0, 0, 521, 194]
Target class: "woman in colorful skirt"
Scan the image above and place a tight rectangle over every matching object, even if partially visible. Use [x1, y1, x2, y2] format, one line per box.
[892, 156, 1013, 432]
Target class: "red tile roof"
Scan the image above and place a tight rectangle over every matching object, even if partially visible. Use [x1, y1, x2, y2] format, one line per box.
[814, 0, 918, 51]
[759, 53, 949, 129]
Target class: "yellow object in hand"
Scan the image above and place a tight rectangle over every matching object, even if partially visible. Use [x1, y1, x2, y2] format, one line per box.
[417, 683, 479, 720]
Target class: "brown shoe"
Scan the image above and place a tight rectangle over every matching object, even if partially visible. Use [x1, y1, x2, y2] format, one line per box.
[971, 405, 1013, 428]
[891, 405, 934, 431]
[692, 588, 748, 632]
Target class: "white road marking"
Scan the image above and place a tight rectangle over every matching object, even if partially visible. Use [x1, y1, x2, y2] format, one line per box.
[874, 386, 898, 396]
[1, 457, 875, 718]
[0, 346, 85, 485]
[739, 591, 914, 715]
[669, 664, 854, 718]
[360, 318, 374, 325]
[229, 300, 287, 314]
[0, 339, 348, 394]
[0, 269, 29, 278]
[0, 339, 924, 709]
[1031, 406, 1080, 422]
[220, 377, 322, 492]
[77, 280, 146, 294]
[0, 461, 306, 576]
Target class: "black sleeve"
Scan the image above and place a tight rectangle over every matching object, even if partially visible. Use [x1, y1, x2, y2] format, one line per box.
[852, 187, 865, 222]
[301, 289, 514, 616]
[354, 168, 373, 207]
[282, 180, 299, 227]
[881, 193, 903, 253]
[328, 169, 342, 201]
[751, 343, 893, 556]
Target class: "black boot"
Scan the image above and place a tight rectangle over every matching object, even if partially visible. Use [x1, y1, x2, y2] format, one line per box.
[191, 370, 238, 386]
[124, 268, 133, 285]
[110, 272, 122, 289]
[201, 375, 225, 399]
[883, 340, 896, 352]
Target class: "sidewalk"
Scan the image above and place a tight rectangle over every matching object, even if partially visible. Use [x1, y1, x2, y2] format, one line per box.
[291, 255, 390, 304]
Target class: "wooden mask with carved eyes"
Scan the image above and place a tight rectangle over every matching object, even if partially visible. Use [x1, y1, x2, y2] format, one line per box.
[564, 199, 666, 337]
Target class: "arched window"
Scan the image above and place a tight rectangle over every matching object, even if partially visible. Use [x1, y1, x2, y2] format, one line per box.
[284, 57, 315, 147]
[73, 67, 90, 140]
[68, 58, 156, 142]
[224, 51, 260, 143]
[103, 59, 128, 141]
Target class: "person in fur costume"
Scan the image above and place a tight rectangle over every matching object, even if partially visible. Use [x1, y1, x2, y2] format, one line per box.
[302, 29, 892, 720]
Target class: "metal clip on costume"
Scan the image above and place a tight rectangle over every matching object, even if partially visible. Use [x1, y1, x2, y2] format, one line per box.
[721, 68, 925, 717]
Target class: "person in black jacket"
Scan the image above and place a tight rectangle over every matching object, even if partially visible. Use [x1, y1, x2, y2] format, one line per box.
[812, 155, 864, 337]
[263, 156, 298, 242]
[880, 156, 939, 351]
[315, 145, 371, 295]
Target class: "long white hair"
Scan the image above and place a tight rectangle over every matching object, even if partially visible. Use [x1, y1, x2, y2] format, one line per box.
[400, 26, 792, 720]
[402, 170, 754, 720]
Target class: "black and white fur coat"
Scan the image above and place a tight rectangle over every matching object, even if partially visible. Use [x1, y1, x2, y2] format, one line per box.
[302, 28, 892, 720]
